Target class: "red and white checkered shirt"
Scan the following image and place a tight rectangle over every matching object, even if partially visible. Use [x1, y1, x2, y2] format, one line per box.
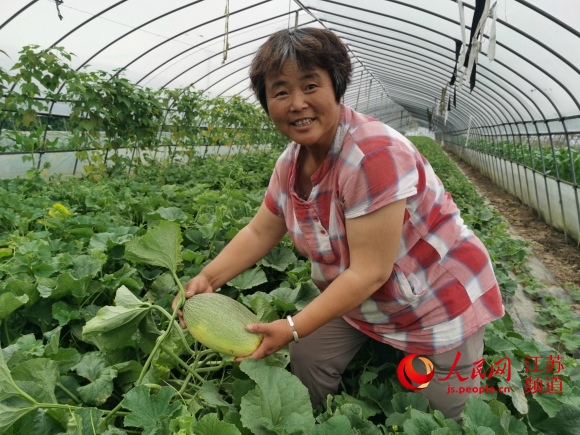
[265, 105, 504, 354]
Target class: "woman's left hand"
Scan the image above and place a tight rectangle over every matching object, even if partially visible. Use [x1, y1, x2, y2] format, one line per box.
[235, 319, 293, 361]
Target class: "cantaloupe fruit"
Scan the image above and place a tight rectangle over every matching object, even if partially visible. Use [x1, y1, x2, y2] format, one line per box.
[183, 292, 263, 356]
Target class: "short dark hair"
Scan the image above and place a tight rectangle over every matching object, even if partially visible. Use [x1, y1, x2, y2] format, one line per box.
[249, 27, 352, 114]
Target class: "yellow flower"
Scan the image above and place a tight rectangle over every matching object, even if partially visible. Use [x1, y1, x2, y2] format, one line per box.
[48, 203, 73, 219]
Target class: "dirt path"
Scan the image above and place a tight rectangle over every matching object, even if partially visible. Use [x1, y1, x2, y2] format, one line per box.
[447, 152, 580, 290]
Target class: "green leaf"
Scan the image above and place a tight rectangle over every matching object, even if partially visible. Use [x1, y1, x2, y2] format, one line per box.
[228, 267, 267, 290]
[403, 409, 441, 435]
[39, 272, 92, 299]
[102, 264, 144, 293]
[311, 415, 353, 434]
[114, 285, 149, 308]
[261, 247, 297, 271]
[3, 278, 38, 307]
[294, 280, 320, 310]
[461, 396, 503, 434]
[487, 399, 508, 417]
[72, 352, 118, 406]
[89, 228, 134, 250]
[148, 207, 189, 223]
[497, 370, 528, 415]
[478, 209, 494, 222]
[248, 295, 279, 323]
[333, 392, 380, 419]
[122, 385, 181, 435]
[384, 411, 410, 428]
[0, 403, 36, 434]
[82, 286, 152, 350]
[52, 301, 81, 326]
[169, 414, 195, 435]
[0, 348, 24, 401]
[192, 413, 241, 435]
[43, 327, 62, 356]
[359, 371, 378, 385]
[559, 332, 580, 353]
[199, 381, 234, 410]
[47, 347, 81, 372]
[484, 334, 517, 352]
[499, 410, 528, 435]
[151, 272, 178, 296]
[432, 408, 461, 433]
[3, 334, 45, 366]
[72, 254, 104, 279]
[535, 393, 566, 418]
[333, 403, 382, 434]
[239, 358, 315, 434]
[359, 382, 395, 416]
[184, 228, 209, 249]
[529, 402, 580, 434]
[125, 220, 182, 272]
[267, 291, 297, 312]
[4, 407, 65, 434]
[66, 407, 105, 435]
[270, 281, 320, 311]
[0, 293, 28, 320]
[391, 391, 430, 413]
[11, 358, 60, 404]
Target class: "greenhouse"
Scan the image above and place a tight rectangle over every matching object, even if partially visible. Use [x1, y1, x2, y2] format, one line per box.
[1, 0, 579, 433]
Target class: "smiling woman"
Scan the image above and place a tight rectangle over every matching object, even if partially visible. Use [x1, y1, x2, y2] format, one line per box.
[173, 27, 505, 423]
[249, 28, 350, 198]
[264, 64, 340, 165]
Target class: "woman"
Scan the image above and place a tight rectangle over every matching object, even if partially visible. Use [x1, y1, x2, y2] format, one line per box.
[173, 27, 504, 422]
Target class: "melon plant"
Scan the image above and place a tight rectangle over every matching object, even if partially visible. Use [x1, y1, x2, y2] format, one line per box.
[183, 292, 263, 356]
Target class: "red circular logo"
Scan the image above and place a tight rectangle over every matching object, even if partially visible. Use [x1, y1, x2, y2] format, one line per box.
[397, 354, 435, 390]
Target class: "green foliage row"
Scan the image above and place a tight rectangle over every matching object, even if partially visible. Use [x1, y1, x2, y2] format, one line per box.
[0, 138, 579, 433]
[0, 45, 287, 171]
[467, 139, 580, 185]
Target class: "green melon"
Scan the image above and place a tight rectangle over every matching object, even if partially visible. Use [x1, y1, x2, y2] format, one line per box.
[183, 292, 263, 356]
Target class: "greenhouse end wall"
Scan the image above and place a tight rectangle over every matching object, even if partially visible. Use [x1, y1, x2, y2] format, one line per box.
[442, 141, 580, 245]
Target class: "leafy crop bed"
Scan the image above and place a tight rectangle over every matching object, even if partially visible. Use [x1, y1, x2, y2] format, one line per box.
[468, 139, 580, 185]
[0, 137, 579, 434]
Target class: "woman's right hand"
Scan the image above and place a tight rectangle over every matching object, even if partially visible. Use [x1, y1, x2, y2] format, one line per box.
[172, 274, 214, 328]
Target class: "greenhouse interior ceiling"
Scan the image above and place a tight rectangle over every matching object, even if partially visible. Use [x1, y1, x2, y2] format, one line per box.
[2, 0, 579, 135]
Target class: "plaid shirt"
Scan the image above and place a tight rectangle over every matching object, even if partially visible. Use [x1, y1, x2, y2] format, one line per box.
[265, 105, 504, 354]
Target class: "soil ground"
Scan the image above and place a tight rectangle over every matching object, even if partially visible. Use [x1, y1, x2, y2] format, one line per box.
[447, 153, 580, 291]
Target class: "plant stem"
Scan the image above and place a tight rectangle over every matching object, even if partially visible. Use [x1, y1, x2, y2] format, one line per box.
[134, 273, 184, 386]
[104, 270, 188, 426]
[178, 373, 193, 395]
[57, 382, 82, 404]
[195, 362, 227, 373]
[160, 343, 208, 384]
[2, 320, 9, 346]
[151, 304, 194, 357]
[32, 402, 77, 411]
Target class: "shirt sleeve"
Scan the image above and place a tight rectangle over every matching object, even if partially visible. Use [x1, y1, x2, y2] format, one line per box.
[342, 139, 419, 219]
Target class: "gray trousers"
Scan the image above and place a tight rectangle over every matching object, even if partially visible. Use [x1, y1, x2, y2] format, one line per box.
[289, 316, 485, 422]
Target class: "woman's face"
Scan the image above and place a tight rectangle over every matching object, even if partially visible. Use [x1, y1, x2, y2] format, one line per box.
[265, 62, 341, 153]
